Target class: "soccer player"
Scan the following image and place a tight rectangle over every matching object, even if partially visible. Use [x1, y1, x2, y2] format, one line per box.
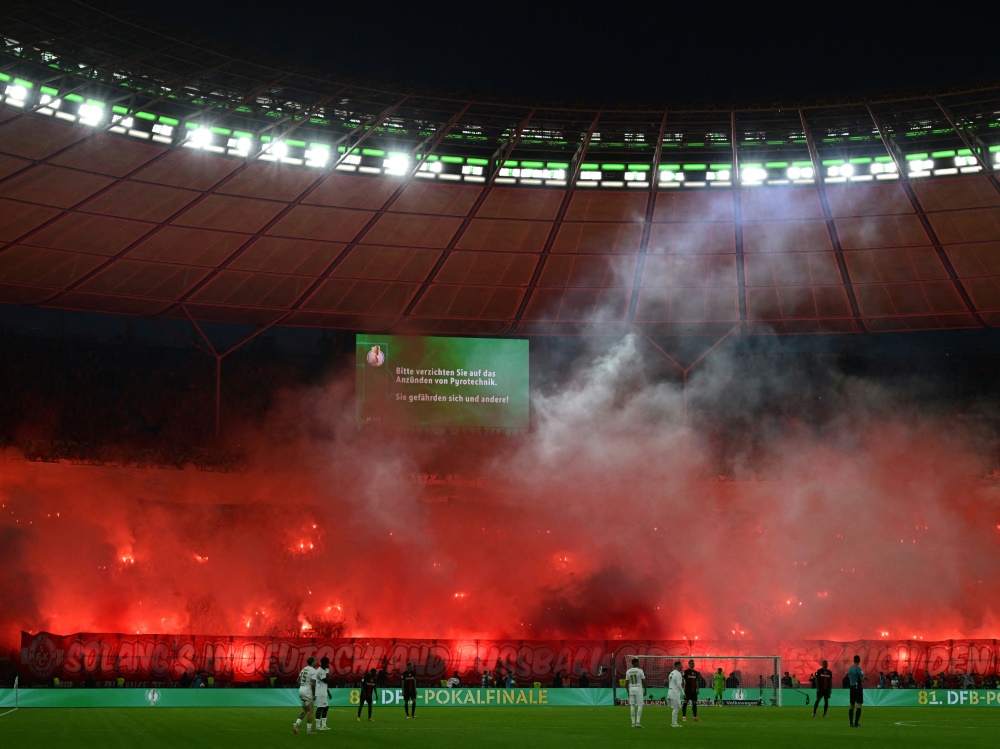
[812, 659, 833, 717]
[667, 661, 684, 727]
[293, 656, 318, 735]
[314, 657, 332, 730]
[402, 662, 418, 718]
[682, 659, 701, 722]
[713, 667, 726, 706]
[848, 654, 865, 727]
[624, 657, 647, 728]
[358, 667, 377, 722]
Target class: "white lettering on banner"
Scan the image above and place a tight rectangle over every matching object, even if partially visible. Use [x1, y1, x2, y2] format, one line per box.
[379, 689, 402, 704]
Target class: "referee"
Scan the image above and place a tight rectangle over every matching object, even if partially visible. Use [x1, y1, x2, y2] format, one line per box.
[848, 655, 866, 728]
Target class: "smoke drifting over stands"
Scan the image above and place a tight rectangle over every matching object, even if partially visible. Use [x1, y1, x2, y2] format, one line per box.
[1, 322, 999, 665]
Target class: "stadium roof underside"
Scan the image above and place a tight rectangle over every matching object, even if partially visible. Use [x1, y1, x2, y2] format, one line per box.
[1, 2, 999, 340]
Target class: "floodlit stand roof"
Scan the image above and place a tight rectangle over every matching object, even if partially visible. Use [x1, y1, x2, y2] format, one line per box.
[0, 2, 999, 339]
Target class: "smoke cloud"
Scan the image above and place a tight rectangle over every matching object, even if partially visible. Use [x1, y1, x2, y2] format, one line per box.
[1, 335, 999, 658]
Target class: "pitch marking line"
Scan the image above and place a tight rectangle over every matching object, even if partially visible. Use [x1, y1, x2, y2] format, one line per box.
[0, 708, 18, 718]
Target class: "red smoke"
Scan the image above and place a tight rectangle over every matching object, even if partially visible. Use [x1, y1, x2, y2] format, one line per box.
[2, 337, 999, 659]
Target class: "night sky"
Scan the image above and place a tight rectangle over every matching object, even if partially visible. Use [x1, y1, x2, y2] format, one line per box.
[120, 1, 1000, 105]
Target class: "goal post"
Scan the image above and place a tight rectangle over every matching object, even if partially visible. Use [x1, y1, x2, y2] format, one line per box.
[613, 653, 782, 706]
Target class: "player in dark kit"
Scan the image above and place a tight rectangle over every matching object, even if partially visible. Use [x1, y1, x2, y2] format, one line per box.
[682, 659, 701, 722]
[812, 660, 833, 717]
[357, 668, 377, 721]
[402, 662, 418, 718]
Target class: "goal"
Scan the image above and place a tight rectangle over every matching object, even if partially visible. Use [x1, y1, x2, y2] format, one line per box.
[613, 654, 782, 706]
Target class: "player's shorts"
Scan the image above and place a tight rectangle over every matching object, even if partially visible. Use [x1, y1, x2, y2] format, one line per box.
[684, 691, 698, 703]
[315, 688, 329, 708]
[816, 689, 831, 699]
[298, 692, 315, 709]
[714, 688, 724, 697]
[849, 685, 864, 704]
[668, 695, 682, 709]
[627, 687, 644, 706]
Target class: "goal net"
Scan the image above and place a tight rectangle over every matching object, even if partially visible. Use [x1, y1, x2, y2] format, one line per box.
[613, 654, 782, 706]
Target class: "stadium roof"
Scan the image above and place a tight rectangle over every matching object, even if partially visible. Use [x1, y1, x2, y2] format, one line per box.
[0, 1, 999, 339]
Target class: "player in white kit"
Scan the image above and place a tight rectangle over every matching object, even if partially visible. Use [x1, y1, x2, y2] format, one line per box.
[667, 660, 684, 727]
[314, 656, 331, 730]
[624, 657, 647, 728]
[292, 656, 318, 735]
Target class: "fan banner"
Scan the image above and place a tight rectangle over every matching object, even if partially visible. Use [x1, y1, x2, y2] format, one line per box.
[19, 632, 1000, 687]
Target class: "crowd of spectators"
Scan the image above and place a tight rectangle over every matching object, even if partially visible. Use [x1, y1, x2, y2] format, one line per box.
[0, 330, 324, 470]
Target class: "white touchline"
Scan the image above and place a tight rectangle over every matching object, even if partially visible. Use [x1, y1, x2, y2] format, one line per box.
[0, 708, 19, 717]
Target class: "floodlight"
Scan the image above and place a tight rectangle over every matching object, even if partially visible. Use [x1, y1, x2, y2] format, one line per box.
[190, 128, 213, 148]
[39, 94, 60, 109]
[78, 103, 104, 126]
[305, 147, 329, 167]
[741, 167, 767, 182]
[384, 154, 410, 174]
[909, 159, 933, 172]
[269, 141, 289, 159]
[231, 137, 252, 154]
[659, 170, 678, 182]
[787, 166, 814, 180]
[5, 84, 28, 102]
[871, 162, 897, 174]
[420, 161, 443, 173]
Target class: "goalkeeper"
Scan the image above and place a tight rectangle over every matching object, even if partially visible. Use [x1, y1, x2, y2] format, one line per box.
[713, 667, 726, 706]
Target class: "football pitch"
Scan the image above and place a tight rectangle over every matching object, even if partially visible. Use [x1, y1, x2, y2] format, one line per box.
[3, 705, 999, 748]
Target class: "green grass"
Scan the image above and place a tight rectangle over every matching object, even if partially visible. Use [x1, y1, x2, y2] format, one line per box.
[4, 705, 1000, 748]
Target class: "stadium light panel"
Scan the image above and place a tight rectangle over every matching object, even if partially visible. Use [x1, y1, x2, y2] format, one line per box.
[787, 166, 814, 180]
[269, 141, 289, 159]
[305, 147, 329, 167]
[741, 166, 767, 183]
[5, 84, 28, 102]
[190, 128, 213, 148]
[78, 103, 104, 126]
[384, 154, 410, 174]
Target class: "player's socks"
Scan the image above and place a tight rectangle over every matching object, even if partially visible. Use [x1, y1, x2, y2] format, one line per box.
[636, 705, 643, 725]
[849, 707, 854, 726]
[855, 707, 861, 726]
